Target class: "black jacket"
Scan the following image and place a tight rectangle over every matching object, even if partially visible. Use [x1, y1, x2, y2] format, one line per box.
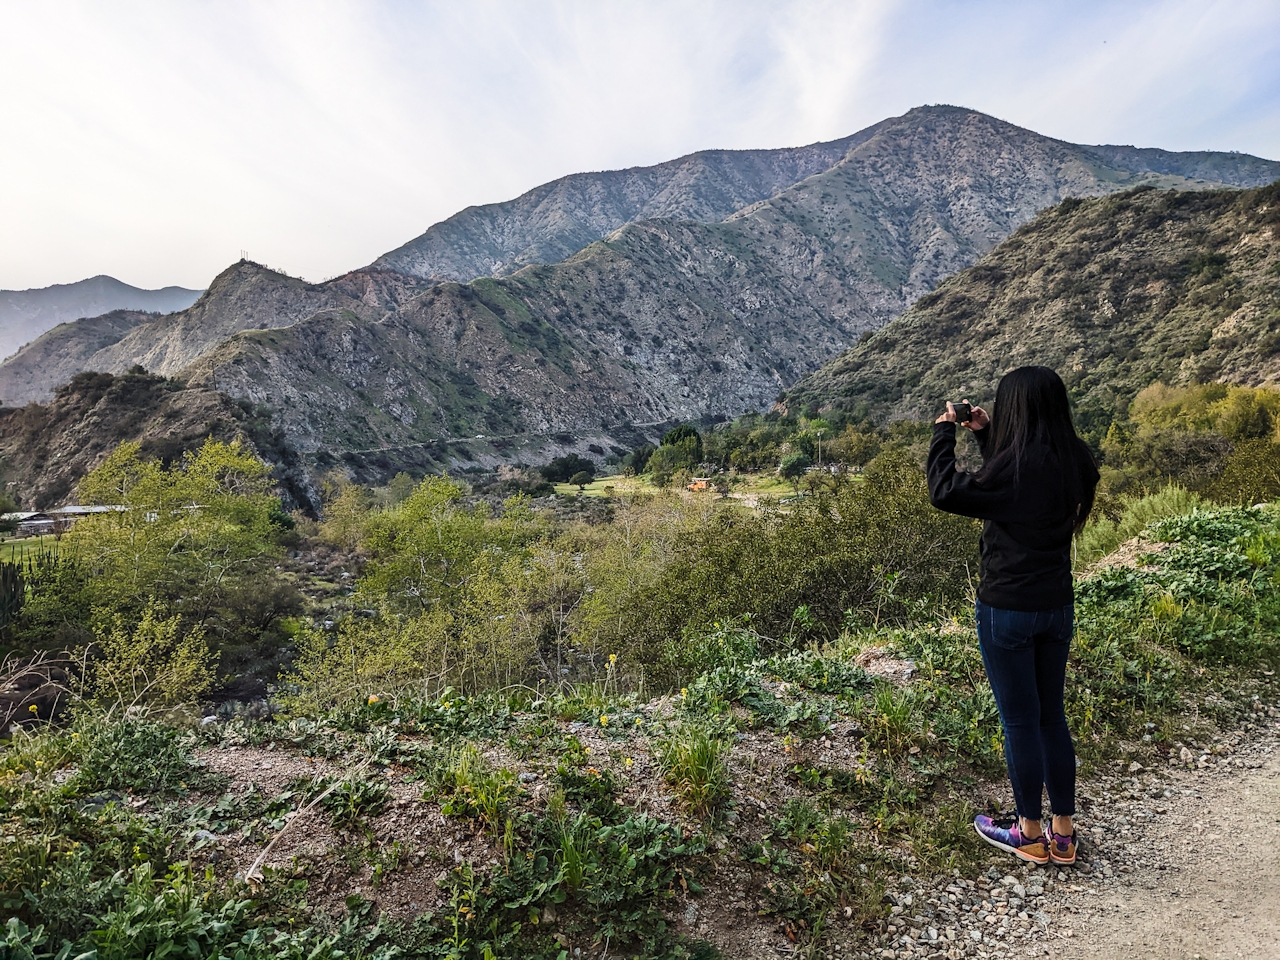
[927, 421, 1098, 611]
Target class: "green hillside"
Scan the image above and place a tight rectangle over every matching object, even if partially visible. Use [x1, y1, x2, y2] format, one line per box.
[782, 181, 1280, 438]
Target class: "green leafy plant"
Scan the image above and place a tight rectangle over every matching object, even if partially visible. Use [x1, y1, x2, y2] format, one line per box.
[654, 724, 730, 817]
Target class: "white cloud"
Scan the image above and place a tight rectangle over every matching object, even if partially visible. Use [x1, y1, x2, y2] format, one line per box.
[0, 0, 1275, 290]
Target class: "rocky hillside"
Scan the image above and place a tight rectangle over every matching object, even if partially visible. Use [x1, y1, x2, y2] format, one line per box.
[0, 263, 435, 405]
[0, 275, 200, 361]
[185, 109, 1279, 458]
[0, 370, 260, 507]
[369, 126, 882, 280]
[4, 106, 1278, 480]
[781, 181, 1280, 432]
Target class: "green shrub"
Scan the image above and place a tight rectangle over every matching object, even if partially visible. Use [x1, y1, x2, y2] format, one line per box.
[1076, 484, 1203, 567]
[76, 720, 194, 795]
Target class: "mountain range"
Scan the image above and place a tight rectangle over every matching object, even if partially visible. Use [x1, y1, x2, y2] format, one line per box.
[0, 276, 201, 361]
[2, 105, 1278, 506]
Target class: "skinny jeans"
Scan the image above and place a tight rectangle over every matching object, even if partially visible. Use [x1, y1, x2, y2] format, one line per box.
[975, 599, 1076, 820]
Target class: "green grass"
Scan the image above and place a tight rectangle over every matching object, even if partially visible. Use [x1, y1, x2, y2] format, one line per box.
[3, 502, 1279, 957]
[0, 536, 57, 564]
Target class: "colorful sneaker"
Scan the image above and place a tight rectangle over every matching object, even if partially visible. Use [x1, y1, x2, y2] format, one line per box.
[973, 815, 1050, 864]
[1047, 823, 1077, 865]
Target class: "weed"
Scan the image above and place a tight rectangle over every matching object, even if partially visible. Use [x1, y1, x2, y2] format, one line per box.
[75, 718, 196, 795]
[654, 724, 730, 817]
[436, 744, 518, 835]
[322, 776, 391, 831]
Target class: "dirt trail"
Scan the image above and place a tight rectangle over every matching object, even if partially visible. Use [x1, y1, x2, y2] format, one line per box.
[1045, 721, 1280, 960]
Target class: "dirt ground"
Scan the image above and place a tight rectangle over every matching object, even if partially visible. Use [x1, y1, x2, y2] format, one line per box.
[1043, 721, 1280, 960]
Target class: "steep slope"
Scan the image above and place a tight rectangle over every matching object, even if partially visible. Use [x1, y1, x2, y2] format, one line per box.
[0, 262, 436, 404]
[780, 181, 1280, 432]
[5, 106, 1279, 479]
[0, 310, 157, 407]
[368, 127, 884, 280]
[0, 370, 253, 508]
[0, 275, 201, 360]
[372, 114, 1280, 284]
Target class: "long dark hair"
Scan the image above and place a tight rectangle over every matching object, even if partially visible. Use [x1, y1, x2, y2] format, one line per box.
[976, 366, 1097, 533]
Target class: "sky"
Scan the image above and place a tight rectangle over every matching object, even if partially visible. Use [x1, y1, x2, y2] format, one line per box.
[2, 0, 1278, 291]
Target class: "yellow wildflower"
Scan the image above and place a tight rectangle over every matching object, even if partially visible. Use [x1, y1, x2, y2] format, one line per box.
[634, 716, 643, 727]
[624, 757, 633, 768]
[367, 695, 380, 705]
[608, 653, 618, 665]
[28, 704, 39, 714]
[599, 715, 610, 727]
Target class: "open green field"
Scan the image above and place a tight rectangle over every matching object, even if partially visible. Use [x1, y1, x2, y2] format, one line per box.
[553, 471, 807, 500]
[0, 536, 56, 563]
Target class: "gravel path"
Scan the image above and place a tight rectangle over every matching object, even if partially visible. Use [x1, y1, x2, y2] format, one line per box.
[854, 711, 1280, 960]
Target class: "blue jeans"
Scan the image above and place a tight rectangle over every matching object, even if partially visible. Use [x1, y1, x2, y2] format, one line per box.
[975, 600, 1076, 820]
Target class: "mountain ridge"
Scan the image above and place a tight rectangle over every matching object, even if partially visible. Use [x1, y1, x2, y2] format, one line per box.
[0, 275, 201, 362]
[4, 105, 1279, 495]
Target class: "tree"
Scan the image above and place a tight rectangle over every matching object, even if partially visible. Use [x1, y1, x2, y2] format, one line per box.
[828, 425, 882, 468]
[660, 424, 703, 463]
[320, 482, 373, 552]
[647, 444, 690, 487]
[779, 452, 812, 492]
[540, 454, 596, 484]
[569, 470, 593, 492]
[385, 471, 416, 506]
[73, 439, 282, 626]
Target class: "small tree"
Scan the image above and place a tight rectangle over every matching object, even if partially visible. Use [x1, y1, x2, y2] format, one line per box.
[569, 470, 593, 493]
[779, 452, 812, 493]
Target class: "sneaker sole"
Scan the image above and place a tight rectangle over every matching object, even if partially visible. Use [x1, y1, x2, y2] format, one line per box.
[1050, 849, 1077, 865]
[973, 822, 1050, 864]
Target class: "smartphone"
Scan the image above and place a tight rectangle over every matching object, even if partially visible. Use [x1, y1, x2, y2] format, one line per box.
[951, 402, 972, 423]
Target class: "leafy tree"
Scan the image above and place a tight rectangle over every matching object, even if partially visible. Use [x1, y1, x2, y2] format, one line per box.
[320, 482, 373, 552]
[569, 471, 593, 492]
[87, 601, 216, 710]
[646, 444, 690, 487]
[0, 490, 18, 534]
[540, 454, 596, 484]
[621, 443, 655, 476]
[779, 452, 812, 491]
[73, 440, 282, 628]
[660, 424, 703, 463]
[828, 425, 882, 467]
[385, 471, 417, 506]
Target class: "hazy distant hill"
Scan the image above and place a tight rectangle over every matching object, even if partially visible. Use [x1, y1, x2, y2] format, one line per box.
[0, 275, 200, 360]
[780, 181, 1280, 432]
[4, 105, 1278, 487]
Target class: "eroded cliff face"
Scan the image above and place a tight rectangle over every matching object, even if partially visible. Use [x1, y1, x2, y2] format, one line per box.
[3, 105, 1277, 487]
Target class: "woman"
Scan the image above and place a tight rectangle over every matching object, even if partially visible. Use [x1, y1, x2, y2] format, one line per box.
[927, 366, 1099, 866]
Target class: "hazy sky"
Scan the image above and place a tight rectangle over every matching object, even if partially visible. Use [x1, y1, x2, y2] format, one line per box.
[2, 0, 1277, 291]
